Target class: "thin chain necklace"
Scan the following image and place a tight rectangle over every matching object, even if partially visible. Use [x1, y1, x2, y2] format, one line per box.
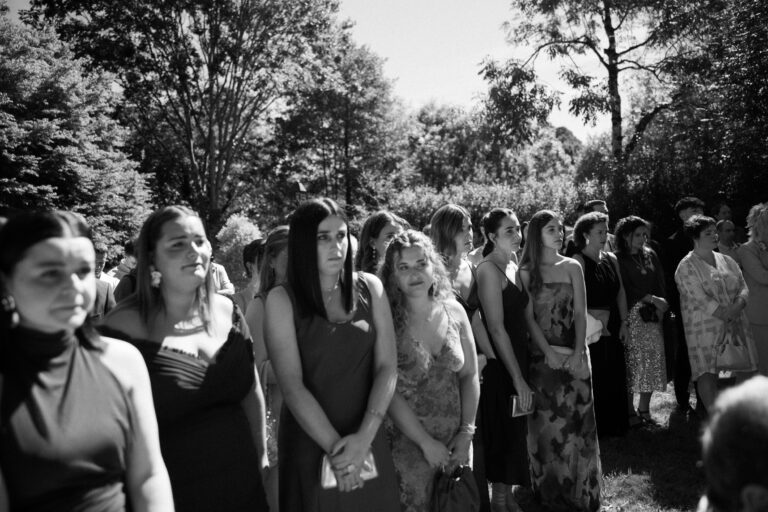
[322, 280, 340, 305]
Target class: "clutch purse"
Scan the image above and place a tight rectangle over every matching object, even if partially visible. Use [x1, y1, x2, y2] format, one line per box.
[320, 451, 378, 489]
[638, 303, 659, 323]
[508, 394, 534, 417]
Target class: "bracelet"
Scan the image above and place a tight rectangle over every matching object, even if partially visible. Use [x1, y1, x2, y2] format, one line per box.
[367, 408, 385, 419]
[456, 424, 476, 435]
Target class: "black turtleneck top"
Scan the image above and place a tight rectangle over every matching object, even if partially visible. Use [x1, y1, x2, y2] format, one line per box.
[0, 326, 130, 512]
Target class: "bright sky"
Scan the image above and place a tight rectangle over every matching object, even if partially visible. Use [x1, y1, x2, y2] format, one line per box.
[338, 0, 610, 139]
[6, 0, 610, 139]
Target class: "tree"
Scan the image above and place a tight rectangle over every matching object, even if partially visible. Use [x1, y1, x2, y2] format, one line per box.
[28, 0, 340, 235]
[0, 12, 152, 255]
[506, 0, 706, 166]
[256, 35, 406, 217]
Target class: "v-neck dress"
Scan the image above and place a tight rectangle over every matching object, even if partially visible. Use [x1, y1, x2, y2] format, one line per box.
[388, 303, 465, 512]
[278, 278, 401, 512]
[98, 308, 268, 512]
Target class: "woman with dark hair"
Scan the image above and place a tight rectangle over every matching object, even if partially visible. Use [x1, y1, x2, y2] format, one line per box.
[100, 205, 268, 511]
[614, 216, 668, 422]
[265, 198, 400, 512]
[379, 230, 479, 512]
[232, 237, 266, 313]
[675, 215, 758, 413]
[519, 210, 601, 512]
[356, 210, 408, 273]
[0, 211, 173, 511]
[571, 212, 631, 436]
[244, 225, 289, 512]
[475, 208, 532, 511]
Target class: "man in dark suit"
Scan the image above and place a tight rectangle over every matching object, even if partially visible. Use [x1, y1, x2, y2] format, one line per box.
[662, 196, 705, 411]
[90, 278, 116, 322]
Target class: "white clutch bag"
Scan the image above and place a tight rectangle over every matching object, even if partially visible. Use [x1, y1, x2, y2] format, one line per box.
[320, 451, 378, 489]
[586, 313, 603, 345]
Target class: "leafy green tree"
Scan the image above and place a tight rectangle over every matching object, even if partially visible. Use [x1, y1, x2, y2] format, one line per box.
[27, 0, 340, 235]
[215, 213, 261, 290]
[0, 12, 151, 255]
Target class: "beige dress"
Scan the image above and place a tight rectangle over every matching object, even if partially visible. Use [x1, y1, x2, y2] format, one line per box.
[738, 240, 768, 375]
[674, 251, 758, 378]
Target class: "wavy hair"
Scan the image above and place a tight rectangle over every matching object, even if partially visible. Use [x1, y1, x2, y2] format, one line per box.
[0, 210, 101, 353]
[430, 204, 471, 259]
[355, 210, 409, 273]
[519, 210, 560, 295]
[378, 230, 452, 337]
[614, 216, 650, 254]
[572, 211, 609, 253]
[746, 202, 768, 242]
[481, 208, 516, 257]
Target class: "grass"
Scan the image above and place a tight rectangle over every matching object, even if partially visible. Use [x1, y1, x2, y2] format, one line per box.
[600, 385, 706, 512]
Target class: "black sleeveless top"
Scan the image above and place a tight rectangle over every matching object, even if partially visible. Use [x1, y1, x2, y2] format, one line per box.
[98, 308, 267, 512]
[1, 327, 130, 512]
[581, 252, 621, 334]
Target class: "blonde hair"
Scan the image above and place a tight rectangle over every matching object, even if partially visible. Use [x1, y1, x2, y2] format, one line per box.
[746, 202, 768, 242]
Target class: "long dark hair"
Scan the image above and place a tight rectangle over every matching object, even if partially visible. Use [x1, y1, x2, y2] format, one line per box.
[519, 210, 560, 295]
[0, 210, 101, 352]
[614, 216, 650, 254]
[126, 205, 215, 332]
[356, 210, 409, 273]
[288, 198, 355, 318]
[482, 208, 516, 257]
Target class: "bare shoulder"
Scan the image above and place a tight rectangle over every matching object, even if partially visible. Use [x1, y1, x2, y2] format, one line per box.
[98, 336, 149, 392]
[358, 271, 384, 295]
[559, 255, 583, 272]
[266, 284, 290, 308]
[444, 297, 470, 324]
[212, 292, 234, 317]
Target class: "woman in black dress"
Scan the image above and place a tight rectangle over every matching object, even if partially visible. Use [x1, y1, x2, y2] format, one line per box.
[0, 211, 172, 511]
[265, 198, 400, 512]
[572, 212, 632, 435]
[475, 208, 533, 512]
[100, 205, 268, 511]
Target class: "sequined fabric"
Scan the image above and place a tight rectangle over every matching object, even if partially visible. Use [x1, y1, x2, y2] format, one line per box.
[625, 302, 667, 392]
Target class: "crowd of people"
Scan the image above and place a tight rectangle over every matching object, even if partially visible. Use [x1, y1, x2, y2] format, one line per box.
[1, 194, 767, 512]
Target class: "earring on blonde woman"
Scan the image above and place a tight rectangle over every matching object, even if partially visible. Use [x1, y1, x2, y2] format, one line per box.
[150, 267, 163, 288]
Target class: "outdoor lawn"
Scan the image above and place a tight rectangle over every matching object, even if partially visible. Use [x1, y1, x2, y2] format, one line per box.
[600, 386, 706, 512]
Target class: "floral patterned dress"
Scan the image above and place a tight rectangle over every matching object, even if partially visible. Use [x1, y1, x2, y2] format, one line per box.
[528, 282, 602, 512]
[675, 251, 758, 377]
[389, 304, 464, 512]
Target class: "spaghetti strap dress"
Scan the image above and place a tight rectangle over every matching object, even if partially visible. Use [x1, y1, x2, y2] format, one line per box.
[278, 277, 400, 512]
[528, 282, 601, 512]
[454, 261, 491, 512]
[1, 326, 130, 512]
[581, 253, 630, 437]
[476, 261, 530, 486]
[99, 307, 268, 512]
[388, 303, 464, 512]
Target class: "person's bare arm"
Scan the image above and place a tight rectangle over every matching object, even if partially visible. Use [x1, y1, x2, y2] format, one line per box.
[101, 339, 174, 512]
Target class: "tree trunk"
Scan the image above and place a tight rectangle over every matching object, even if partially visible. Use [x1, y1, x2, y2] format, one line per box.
[603, 1, 623, 162]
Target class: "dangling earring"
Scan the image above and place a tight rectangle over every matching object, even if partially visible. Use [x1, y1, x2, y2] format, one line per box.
[2, 294, 19, 328]
[372, 246, 377, 262]
[150, 266, 163, 288]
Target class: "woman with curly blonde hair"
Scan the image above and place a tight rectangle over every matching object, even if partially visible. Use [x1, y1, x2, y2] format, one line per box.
[379, 230, 480, 512]
[739, 203, 768, 375]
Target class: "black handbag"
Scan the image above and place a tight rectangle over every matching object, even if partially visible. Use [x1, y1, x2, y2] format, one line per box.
[431, 465, 480, 512]
[638, 302, 659, 323]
